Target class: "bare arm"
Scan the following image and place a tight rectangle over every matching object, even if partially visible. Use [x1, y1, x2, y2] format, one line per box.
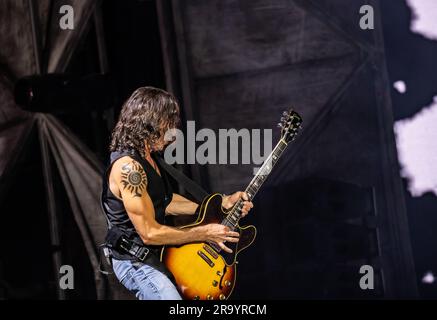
[165, 193, 199, 216]
[166, 192, 254, 217]
[110, 157, 239, 252]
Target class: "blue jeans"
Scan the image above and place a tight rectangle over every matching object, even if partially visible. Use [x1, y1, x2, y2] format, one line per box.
[112, 258, 182, 300]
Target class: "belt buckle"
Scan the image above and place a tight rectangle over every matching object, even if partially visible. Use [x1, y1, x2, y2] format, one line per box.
[137, 247, 149, 262]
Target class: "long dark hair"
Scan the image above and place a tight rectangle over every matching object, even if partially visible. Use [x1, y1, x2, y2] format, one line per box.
[110, 87, 180, 158]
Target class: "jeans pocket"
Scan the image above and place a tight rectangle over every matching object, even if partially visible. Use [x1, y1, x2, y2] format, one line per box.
[136, 267, 160, 290]
[135, 265, 181, 300]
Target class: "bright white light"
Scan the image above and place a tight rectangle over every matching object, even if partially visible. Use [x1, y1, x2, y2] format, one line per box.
[406, 0, 437, 40]
[393, 81, 407, 94]
[394, 1, 437, 198]
[394, 97, 437, 197]
[422, 271, 435, 284]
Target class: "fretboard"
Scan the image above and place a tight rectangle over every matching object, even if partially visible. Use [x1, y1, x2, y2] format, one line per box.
[222, 138, 289, 229]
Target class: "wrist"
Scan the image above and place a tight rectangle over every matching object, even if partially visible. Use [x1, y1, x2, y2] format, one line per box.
[192, 225, 207, 241]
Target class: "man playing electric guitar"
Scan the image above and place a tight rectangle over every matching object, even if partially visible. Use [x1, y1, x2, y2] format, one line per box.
[101, 87, 253, 300]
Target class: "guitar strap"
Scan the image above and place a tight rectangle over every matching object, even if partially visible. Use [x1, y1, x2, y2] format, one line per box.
[155, 156, 209, 203]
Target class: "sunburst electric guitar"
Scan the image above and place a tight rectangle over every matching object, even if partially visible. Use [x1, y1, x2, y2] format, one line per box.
[161, 110, 302, 300]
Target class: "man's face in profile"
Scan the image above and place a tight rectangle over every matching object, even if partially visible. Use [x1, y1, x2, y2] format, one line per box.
[151, 125, 178, 152]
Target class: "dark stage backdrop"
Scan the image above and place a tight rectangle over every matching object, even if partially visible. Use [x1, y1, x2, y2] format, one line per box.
[157, 0, 417, 298]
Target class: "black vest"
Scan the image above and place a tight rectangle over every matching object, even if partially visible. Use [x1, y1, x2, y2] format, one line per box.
[101, 150, 173, 259]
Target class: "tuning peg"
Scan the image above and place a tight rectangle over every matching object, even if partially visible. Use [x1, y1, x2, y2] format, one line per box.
[277, 123, 283, 128]
[282, 111, 288, 116]
[280, 116, 286, 122]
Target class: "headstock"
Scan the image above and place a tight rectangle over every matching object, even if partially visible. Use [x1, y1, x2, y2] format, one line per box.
[277, 109, 303, 143]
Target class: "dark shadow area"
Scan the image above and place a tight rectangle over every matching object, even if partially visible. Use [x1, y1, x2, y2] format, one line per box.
[233, 177, 382, 299]
[0, 129, 55, 299]
[102, 0, 165, 113]
[0, 125, 97, 299]
[403, 183, 437, 299]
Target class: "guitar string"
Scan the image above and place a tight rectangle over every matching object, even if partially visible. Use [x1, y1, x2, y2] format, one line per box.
[221, 140, 287, 229]
[211, 142, 287, 253]
[210, 117, 300, 253]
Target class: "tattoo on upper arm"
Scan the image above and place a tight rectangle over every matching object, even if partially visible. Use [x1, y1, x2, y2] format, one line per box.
[120, 161, 147, 197]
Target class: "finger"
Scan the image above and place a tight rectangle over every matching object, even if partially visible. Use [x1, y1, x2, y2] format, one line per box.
[225, 236, 239, 243]
[219, 242, 233, 253]
[227, 231, 240, 238]
[242, 201, 253, 207]
[241, 192, 249, 201]
[241, 205, 252, 213]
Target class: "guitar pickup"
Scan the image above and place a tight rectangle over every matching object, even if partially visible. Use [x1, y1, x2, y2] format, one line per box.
[197, 250, 215, 267]
[203, 244, 219, 259]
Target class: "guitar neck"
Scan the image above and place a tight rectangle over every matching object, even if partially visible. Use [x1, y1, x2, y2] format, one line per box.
[245, 138, 289, 199]
[222, 138, 289, 228]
